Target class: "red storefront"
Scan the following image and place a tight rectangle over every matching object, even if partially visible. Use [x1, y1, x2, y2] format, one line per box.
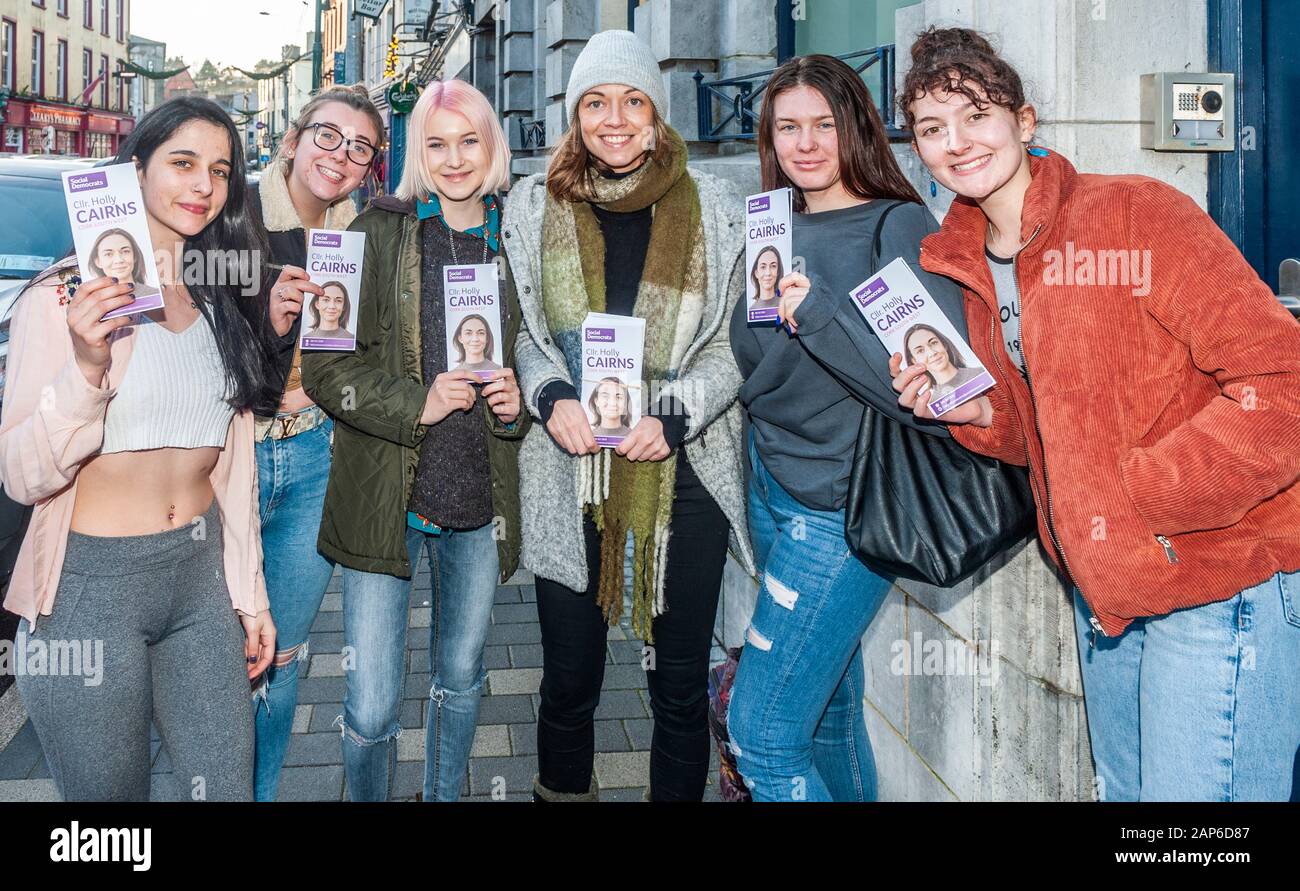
[1, 97, 134, 158]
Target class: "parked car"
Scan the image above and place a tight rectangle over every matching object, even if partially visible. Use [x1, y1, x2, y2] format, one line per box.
[0, 156, 91, 592]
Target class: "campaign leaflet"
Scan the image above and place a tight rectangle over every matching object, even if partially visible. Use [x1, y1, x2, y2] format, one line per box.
[443, 263, 504, 382]
[301, 229, 365, 351]
[851, 256, 995, 417]
[744, 187, 792, 325]
[61, 162, 164, 320]
[581, 312, 646, 449]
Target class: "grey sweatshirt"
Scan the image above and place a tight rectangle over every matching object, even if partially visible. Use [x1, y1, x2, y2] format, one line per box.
[730, 199, 968, 511]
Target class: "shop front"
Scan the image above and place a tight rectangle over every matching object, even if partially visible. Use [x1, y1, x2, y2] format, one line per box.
[0, 96, 133, 157]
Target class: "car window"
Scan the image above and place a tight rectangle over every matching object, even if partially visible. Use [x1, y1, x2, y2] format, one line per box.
[0, 175, 73, 278]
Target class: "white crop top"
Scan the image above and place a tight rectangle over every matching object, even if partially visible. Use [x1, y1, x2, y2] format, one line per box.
[99, 313, 235, 454]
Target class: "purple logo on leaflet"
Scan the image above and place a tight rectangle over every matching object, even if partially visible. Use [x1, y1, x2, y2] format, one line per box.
[67, 171, 108, 193]
[585, 327, 615, 343]
[747, 196, 770, 214]
[447, 268, 476, 282]
[853, 277, 888, 308]
[311, 232, 343, 248]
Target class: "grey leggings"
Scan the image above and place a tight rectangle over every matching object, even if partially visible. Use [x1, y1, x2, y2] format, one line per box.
[16, 502, 254, 801]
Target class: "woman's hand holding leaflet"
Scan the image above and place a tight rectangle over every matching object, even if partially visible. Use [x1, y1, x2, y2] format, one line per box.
[889, 352, 992, 427]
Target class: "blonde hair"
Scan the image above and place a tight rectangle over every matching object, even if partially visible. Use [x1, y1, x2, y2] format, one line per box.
[395, 79, 511, 204]
[275, 83, 386, 172]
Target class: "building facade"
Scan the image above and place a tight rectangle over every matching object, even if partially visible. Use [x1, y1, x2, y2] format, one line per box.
[0, 0, 136, 156]
[254, 38, 316, 166]
[125, 32, 164, 119]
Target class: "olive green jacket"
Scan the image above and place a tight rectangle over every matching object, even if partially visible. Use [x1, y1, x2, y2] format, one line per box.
[301, 195, 526, 580]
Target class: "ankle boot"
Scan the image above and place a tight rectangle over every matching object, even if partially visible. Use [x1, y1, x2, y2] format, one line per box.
[532, 774, 599, 802]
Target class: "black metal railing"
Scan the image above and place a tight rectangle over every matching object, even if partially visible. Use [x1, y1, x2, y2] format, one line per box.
[694, 45, 903, 143]
[519, 117, 546, 150]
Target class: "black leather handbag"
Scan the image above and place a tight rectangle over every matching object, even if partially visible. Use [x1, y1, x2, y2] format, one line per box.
[840, 203, 1036, 587]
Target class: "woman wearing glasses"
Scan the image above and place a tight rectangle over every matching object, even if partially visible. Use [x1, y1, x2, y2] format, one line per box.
[242, 84, 386, 801]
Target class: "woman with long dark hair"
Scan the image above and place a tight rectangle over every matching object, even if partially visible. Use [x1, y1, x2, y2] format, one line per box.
[893, 27, 1300, 800]
[726, 54, 970, 801]
[0, 96, 276, 800]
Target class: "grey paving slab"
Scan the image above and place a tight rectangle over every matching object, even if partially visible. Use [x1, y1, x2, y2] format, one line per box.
[508, 643, 543, 668]
[468, 755, 536, 797]
[623, 717, 653, 751]
[486, 622, 543, 646]
[308, 703, 345, 733]
[309, 631, 345, 653]
[594, 719, 631, 753]
[508, 723, 537, 756]
[477, 694, 534, 725]
[295, 676, 348, 704]
[491, 602, 539, 624]
[603, 663, 650, 690]
[593, 689, 650, 720]
[494, 586, 522, 604]
[283, 731, 344, 767]
[278, 765, 344, 802]
[483, 645, 511, 670]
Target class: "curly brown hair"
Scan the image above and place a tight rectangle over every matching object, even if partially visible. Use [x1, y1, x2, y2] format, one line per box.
[897, 27, 1027, 131]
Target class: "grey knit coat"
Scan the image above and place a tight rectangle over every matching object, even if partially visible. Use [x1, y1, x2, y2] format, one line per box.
[502, 170, 757, 593]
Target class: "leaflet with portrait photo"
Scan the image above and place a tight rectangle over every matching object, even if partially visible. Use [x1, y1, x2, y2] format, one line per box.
[580, 312, 645, 449]
[301, 228, 365, 351]
[744, 187, 792, 325]
[443, 263, 504, 382]
[850, 256, 995, 417]
[61, 162, 164, 320]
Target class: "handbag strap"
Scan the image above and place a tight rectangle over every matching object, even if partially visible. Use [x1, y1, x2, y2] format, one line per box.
[868, 200, 908, 273]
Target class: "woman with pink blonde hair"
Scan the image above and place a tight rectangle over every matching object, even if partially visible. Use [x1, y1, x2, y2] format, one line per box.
[300, 78, 526, 802]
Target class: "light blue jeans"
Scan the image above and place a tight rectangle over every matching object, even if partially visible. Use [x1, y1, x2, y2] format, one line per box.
[252, 418, 336, 802]
[338, 521, 498, 802]
[1074, 570, 1300, 801]
[727, 433, 894, 801]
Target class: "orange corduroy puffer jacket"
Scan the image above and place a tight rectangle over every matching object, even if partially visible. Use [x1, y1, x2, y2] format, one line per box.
[919, 149, 1300, 637]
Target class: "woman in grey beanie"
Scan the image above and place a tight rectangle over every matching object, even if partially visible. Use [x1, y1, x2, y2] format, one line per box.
[501, 29, 755, 801]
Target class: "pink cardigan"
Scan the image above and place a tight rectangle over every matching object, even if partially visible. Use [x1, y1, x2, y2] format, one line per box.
[0, 263, 268, 629]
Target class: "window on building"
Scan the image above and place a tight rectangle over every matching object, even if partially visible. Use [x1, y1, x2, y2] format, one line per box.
[82, 47, 92, 95]
[58, 0, 68, 17]
[115, 0, 123, 42]
[100, 0, 109, 36]
[31, 30, 44, 96]
[32, 2, 46, 10]
[84, 0, 92, 29]
[116, 61, 124, 109]
[56, 39, 67, 100]
[1, 20, 14, 92]
[99, 53, 108, 106]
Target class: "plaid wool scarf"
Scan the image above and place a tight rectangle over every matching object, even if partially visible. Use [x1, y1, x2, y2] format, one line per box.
[540, 129, 707, 641]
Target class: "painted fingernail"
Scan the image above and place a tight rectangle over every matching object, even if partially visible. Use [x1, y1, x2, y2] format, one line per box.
[247, 655, 256, 663]
[111, 277, 119, 283]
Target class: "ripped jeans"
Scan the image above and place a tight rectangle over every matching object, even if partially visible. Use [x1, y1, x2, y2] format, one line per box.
[727, 435, 893, 801]
[252, 419, 336, 801]
[338, 521, 498, 801]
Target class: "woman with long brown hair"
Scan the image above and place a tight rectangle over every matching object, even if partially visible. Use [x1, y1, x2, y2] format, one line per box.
[506, 29, 755, 801]
[726, 54, 969, 801]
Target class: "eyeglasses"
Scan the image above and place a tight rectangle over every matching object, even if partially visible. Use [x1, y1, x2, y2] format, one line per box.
[307, 122, 377, 166]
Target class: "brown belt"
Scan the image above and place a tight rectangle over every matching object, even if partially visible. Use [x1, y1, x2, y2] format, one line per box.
[254, 405, 329, 442]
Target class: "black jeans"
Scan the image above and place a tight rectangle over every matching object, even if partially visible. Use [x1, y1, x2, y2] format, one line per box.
[535, 452, 729, 801]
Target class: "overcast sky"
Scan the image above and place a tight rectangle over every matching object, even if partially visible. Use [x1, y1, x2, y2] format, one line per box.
[133, 0, 321, 71]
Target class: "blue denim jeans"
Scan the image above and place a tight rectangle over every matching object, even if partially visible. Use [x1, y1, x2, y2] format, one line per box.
[1073, 570, 1300, 801]
[727, 434, 894, 801]
[338, 521, 498, 801]
[252, 419, 336, 802]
